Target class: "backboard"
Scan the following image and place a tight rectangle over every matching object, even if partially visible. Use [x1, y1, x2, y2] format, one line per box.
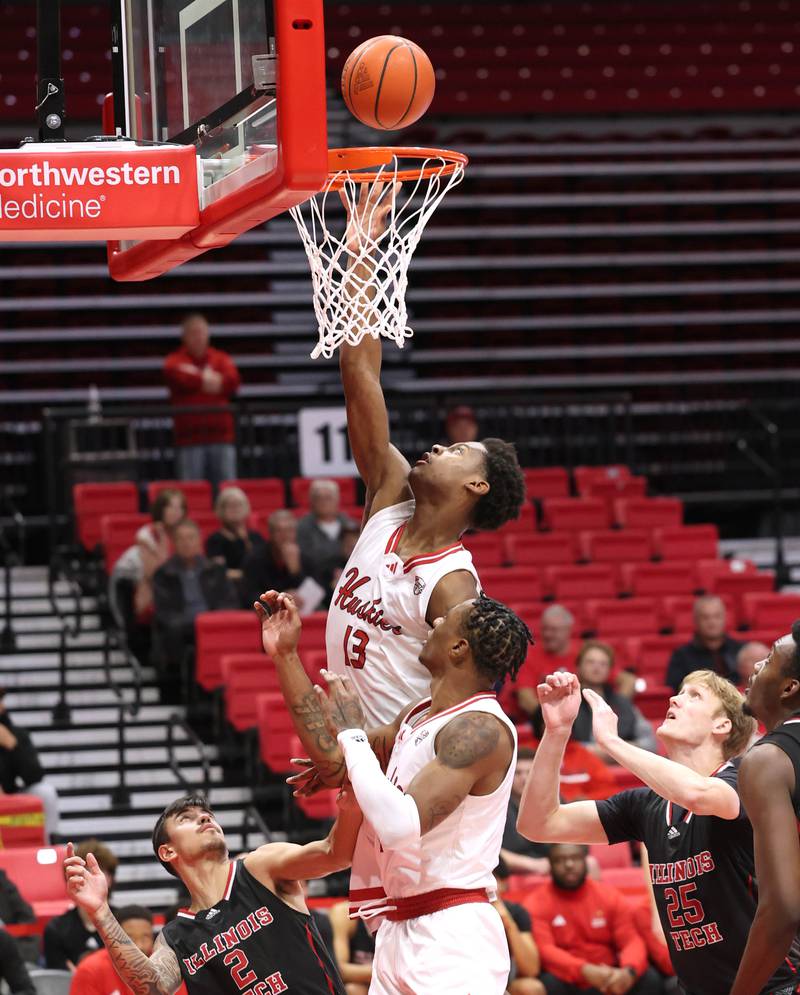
[105, 0, 328, 280]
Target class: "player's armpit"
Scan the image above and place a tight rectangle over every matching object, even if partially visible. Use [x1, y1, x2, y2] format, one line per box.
[426, 569, 480, 627]
[730, 744, 800, 995]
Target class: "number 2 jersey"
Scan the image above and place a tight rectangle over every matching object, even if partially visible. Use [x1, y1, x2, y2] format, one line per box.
[161, 859, 344, 995]
[597, 760, 800, 995]
[325, 499, 480, 726]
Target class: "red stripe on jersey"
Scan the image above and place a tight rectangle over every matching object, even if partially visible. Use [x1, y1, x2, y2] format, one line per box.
[384, 524, 405, 555]
[223, 860, 236, 900]
[304, 923, 337, 995]
[403, 543, 465, 573]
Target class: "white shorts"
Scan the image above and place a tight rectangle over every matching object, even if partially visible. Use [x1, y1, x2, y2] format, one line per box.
[369, 902, 510, 995]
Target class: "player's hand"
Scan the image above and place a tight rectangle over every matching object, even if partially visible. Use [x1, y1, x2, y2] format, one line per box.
[335, 778, 360, 815]
[254, 591, 302, 658]
[340, 179, 402, 253]
[582, 688, 620, 749]
[201, 367, 223, 394]
[317, 670, 368, 736]
[537, 672, 581, 734]
[64, 842, 108, 916]
[287, 757, 346, 794]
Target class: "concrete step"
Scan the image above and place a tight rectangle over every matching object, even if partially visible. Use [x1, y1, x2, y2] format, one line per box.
[14, 703, 183, 729]
[32, 722, 192, 749]
[5, 665, 154, 691]
[58, 786, 252, 814]
[41, 743, 217, 770]
[60, 805, 252, 837]
[48, 764, 221, 792]
[3, 686, 161, 710]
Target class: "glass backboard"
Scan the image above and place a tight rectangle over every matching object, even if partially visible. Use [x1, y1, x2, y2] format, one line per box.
[111, 0, 278, 207]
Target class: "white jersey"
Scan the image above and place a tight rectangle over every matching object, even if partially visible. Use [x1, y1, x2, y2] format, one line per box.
[326, 499, 480, 726]
[377, 693, 517, 900]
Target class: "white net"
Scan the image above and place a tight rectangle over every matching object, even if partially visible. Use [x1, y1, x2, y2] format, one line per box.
[290, 150, 466, 360]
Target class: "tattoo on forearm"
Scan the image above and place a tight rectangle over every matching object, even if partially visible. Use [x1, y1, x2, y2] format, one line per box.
[437, 713, 501, 769]
[422, 794, 463, 833]
[330, 694, 367, 733]
[94, 909, 180, 995]
[292, 691, 339, 754]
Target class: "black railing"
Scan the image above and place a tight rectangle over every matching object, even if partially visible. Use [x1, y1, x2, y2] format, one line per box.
[0, 493, 26, 653]
[47, 550, 84, 727]
[166, 714, 211, 796]
[241, 804, 272, 852]
[103, 626, 143, 809]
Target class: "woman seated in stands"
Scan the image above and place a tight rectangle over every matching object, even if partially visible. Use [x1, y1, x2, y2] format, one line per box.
[205, 486, 265, 584]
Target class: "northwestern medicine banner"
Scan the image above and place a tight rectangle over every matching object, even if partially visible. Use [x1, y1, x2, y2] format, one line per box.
[0, 143, 200, 241]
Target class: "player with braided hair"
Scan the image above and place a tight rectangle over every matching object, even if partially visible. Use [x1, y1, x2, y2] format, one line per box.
[729, 622, 800, 995]
[257, 588, 527, 994]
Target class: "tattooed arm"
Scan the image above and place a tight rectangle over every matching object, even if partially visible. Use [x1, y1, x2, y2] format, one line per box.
[64, 844, 181, 995]
[255, 590, 405, 785]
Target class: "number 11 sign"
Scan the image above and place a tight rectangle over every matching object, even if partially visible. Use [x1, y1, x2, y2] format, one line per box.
[298, 406, 357, 478]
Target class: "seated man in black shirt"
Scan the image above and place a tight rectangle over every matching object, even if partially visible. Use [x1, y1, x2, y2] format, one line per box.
[241, 510, 310, 610]
[0, 867, 37, 964]
[517, 668, 800, 995]
[502, 748, 551, 875]
[0, 928, 35, 994]
[666, 596, 744, 692]
[44, 838, 118, 969]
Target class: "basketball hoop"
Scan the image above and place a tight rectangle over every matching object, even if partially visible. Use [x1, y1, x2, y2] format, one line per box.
[290, 146, 468, 359]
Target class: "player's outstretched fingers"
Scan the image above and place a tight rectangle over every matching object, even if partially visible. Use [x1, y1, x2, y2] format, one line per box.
[313, 684, 340, 740]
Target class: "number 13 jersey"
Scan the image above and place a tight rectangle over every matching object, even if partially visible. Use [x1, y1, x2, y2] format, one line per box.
[325, 500, 480, 727]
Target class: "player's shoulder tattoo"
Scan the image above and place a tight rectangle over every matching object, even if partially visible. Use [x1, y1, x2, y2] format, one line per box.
[436, 711, 502, 769]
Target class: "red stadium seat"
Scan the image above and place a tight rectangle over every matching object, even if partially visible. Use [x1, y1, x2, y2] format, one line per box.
[541, 498, 611, 532]
[614, 498, 683, 530]
[290, 476, 357, 508]
[0, 846, 69, 925]
[195, 611, 262, 691]
[585, 598, 660, 638]
[634, 685, 673, 720]
[74, 482, 138, 552]
[498, 504, 537, 536]
[620, 562, 697, 598]
[257, 693, 297, 772]
[654, 525, 719, 561]
[341, 504, 365, 525]
[626, 634, 693, 681]
[573, 465, 631, 494]
[193, 510, 221, 543]
[221, 654, 281, 731]
[694, 558, 758, 592]
[146, 479, 212, 515]
[590, 842, 633, 869]
[522, 467, 570, 500]
[0, 795, 45, 848]
[710, 571, 775, 605]
[507, 532, 578, 567]
[219, 477, 286, 511]
[583, 477, 647, 508]
[579, 530, 653, 564]
[462, 533, 507, 570]
[302, 649, 329, 683]
[100, 513, 149, 573]
[480, 568, 543, 604]
[598, 867, 647, 895]
[740, 593, 800, 631]
[545, 564, 618, 601]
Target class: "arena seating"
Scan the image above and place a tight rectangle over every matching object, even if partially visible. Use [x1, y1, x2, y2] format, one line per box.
[73, 482, 138, 552]
[145, 479, 212, 514]
[290, 476, 358, 508]
[220, 477, 287, 512]
[195, 611, 263, 691]
[0, 795, 46, 848]
[0, 847, 70, 927]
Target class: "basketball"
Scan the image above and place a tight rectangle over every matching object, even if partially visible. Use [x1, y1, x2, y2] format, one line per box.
[341, 35, 436, 131]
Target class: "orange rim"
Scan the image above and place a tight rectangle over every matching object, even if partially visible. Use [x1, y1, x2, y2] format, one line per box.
[325, 146, 468, 190]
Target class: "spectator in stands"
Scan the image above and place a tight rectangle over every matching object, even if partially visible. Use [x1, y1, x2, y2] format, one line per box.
[494, 858, 545, 995]
[0, 867, 36, 964]
[241, 510, 311, 610]
[445, 404, 479, 445]
[665, 596, 744, 691]
[163, 313, 241, 489]
[531, 844, 663, 995]
[735, 640, 769, 687]
[516, 606, 580, 720]
[68, 904, 156, 995]
[45, 839, 118, 970]
[151, 519, 238, 674]
[571, 642, 657, 757]
[329, 899, 375, 994]
[297, 480, 358, 596]
[206, 486, 265, 580]
[0, 928, 35, 994]
[502, 748, 552, 875]
[0, 689, 59, 842]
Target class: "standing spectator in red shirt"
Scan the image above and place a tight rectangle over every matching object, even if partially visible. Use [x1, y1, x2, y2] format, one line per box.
[163, 313, 241, 490]
[531, 844, 663, 995]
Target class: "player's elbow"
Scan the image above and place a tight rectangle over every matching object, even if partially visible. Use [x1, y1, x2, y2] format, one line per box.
[516, 806, 559, 843]
[683, 783, 738, 819]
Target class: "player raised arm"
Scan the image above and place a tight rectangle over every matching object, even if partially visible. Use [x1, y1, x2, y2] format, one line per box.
[582, 688, 740, 818]
[64, 843, 182, 995]
[729, 744, 800, 995]
[516, 672, 610, 844]
[255, 590, 405, 785]
[339, 182, 411, 515]
[316, 670, 513, 849]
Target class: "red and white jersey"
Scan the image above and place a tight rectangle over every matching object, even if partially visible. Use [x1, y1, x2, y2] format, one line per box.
[326, 499, 480, 726]
[377, 693, 517, 900]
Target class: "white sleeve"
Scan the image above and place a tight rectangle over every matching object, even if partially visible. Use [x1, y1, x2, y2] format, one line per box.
[338, 729, 421, 850]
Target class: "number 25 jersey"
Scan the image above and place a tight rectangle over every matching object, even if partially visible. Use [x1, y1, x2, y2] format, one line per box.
[325, 500, 479, 726]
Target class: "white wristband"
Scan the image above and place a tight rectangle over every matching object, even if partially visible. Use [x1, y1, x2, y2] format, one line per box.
[337, 729, 421, 850]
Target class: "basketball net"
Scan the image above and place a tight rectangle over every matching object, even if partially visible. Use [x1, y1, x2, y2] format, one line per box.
[290, 148, 466, 359]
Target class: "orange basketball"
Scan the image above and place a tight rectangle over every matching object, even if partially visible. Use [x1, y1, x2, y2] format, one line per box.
[341, 35, 435, 131]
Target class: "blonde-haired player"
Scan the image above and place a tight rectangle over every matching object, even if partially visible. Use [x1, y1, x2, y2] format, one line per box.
[517, 670, 800, 995]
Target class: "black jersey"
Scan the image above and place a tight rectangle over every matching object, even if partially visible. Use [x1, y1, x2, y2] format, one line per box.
[597, 759, 800, 995]
[753, 714, 800, 818]
[161, 859, 345, 995]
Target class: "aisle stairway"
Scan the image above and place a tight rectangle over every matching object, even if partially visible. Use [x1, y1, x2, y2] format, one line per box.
[0, 566, 265, 910]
